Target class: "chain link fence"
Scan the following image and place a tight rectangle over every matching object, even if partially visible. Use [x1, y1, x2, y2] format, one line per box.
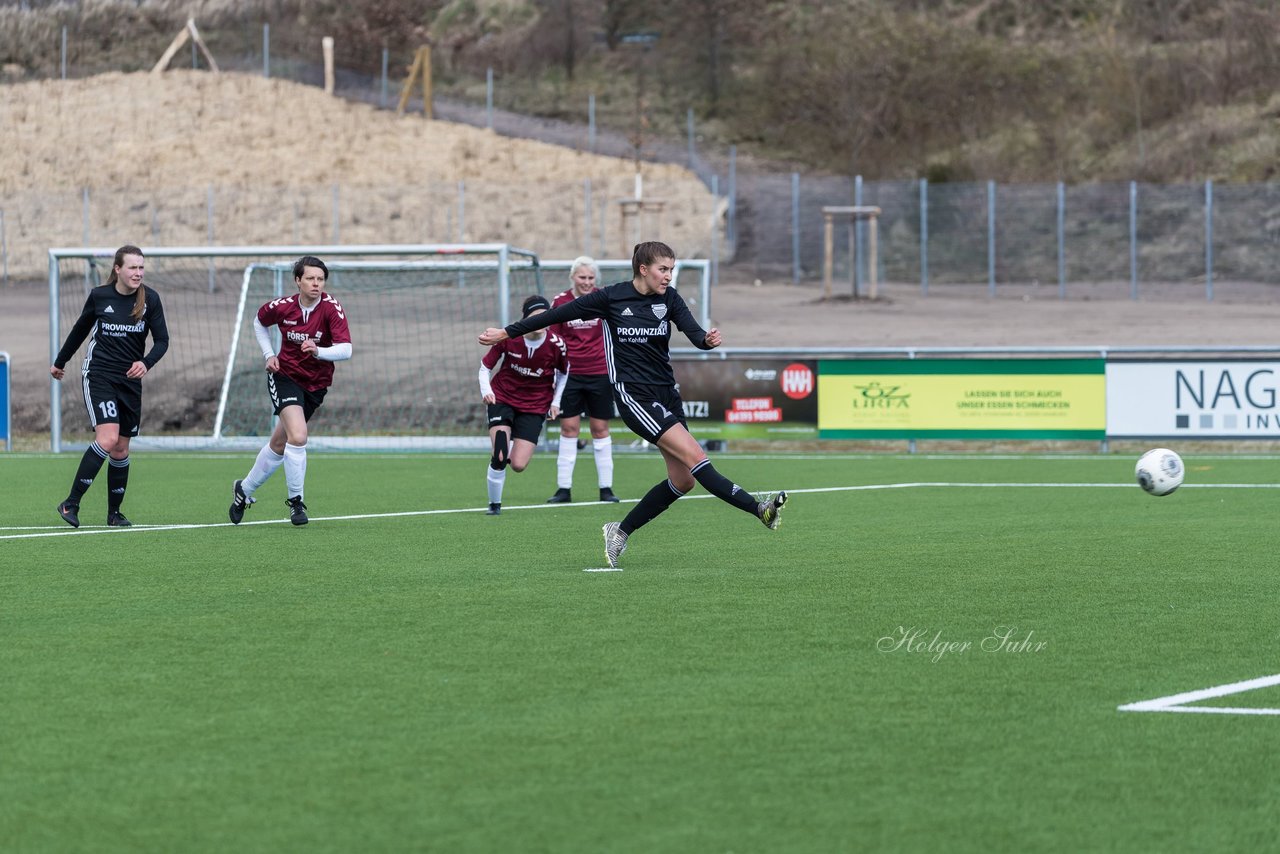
[741, 176, 1280, 297]
[7, 19, 1280, 296]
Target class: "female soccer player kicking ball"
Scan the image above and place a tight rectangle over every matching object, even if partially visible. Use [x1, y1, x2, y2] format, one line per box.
[479, 241, 786, 567]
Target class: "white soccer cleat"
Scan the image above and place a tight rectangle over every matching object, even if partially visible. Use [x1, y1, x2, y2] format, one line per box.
[602, 521, 628, 568]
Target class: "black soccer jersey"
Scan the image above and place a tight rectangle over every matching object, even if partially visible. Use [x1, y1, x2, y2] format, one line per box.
[54, 285, 170, 385]
[504, 281, 712, 385]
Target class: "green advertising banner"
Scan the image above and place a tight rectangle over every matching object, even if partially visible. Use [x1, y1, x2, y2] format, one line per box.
[818, 359, 1106, 439]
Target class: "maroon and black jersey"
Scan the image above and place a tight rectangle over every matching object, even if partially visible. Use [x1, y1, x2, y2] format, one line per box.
[258, 293, 352, 392]
[483, 332, 569, 414]
[551, 287, 607, 376]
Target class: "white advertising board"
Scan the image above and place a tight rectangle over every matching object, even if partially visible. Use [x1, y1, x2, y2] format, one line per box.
[1106, 361, 1280, 438]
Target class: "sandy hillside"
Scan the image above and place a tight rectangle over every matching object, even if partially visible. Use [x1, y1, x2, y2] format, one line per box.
[0, 70, 716, 277]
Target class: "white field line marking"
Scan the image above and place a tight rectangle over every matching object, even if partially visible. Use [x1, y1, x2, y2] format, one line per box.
[14, 452, 1280, 462]
[5, 481, 1280, 542]
[1118, 673, 1280, 716]
[583, 567, 622, 573]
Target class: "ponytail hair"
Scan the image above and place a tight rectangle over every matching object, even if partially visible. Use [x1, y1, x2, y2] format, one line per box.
[105, 244, 147, 320]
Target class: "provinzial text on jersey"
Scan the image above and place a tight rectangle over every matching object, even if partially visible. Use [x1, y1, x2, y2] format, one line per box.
[99, 320, 146, 335]
[615, 321, 668, 338]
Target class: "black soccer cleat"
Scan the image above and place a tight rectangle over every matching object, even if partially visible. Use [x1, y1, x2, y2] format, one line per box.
[599, 487, 620, 503]
[486, 502, 502, 515]
[56, 501, 80, 529]
[106, 511, 132, 528]
[546, 488, 572, 504]
[758, 490, 788, 531]
[228, 479, 255, 525]
[286, 495, 309, 526]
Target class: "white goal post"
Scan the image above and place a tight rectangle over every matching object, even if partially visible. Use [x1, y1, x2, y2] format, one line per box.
[48, 245, 710, 453]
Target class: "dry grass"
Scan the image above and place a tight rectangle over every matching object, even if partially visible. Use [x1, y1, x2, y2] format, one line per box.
[1, 70, 717, 276]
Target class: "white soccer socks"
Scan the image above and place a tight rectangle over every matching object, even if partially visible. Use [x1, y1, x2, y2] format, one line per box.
[487, 465, 507, 505]
[592, 436, 614, 489]
[556, 435, 578, 489]
[283, 442, 308, 500]
[243, 444, 285, 497]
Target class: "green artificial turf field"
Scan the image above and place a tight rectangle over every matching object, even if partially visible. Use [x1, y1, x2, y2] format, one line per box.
[2, 450, 1277, 852]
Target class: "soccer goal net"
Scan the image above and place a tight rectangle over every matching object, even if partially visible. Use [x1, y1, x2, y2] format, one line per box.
[48, 245, 543, 452]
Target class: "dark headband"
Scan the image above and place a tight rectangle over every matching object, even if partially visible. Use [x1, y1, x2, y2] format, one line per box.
[522, 296, 551, 317]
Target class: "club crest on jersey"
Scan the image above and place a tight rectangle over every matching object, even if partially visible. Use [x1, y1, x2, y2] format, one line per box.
[652, 304, 667, 320]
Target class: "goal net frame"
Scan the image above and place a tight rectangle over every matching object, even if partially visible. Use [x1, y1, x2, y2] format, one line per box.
[48, 246, 710, 453]
[48, 244, 540, 453]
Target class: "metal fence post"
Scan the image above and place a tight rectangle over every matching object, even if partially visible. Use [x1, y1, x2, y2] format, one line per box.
[263, 23, 270, 78]
[728, 145, 737, 246]
[588, 94, 596, 153]
[50, 252, 62, 452]
[687, 108, 695, 167]
[853, 174, 863, 294]
[583, 178, 592, 255]
[919, 179, 928, 295]
[1057, 181, 1066, 299]
[1129, 180, 1138, 300]
[1205, 178, 1214, 302]
[380, 48, 389, 108]
[711, 175, 719, 292]
[987, 180, 996, 296]
[207, 185, 216, 292]
[486, 68, 494, 130]
[791, 173, 801, 285]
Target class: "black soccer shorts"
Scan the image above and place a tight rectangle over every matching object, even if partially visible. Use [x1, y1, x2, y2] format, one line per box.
[486, 402, 546, 444]
[559, 374, 616, 421]
[268, 372, 328, 421]
[84, 373, 142, 436]
[613, 381, 688, 445]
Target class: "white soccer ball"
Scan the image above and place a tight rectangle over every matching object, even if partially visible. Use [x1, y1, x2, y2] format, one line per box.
[1135, 448, 1184, 496]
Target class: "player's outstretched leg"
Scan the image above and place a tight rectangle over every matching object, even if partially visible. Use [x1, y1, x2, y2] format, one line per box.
[758, 490, 788, 530]
[602, 521, 628, 568]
